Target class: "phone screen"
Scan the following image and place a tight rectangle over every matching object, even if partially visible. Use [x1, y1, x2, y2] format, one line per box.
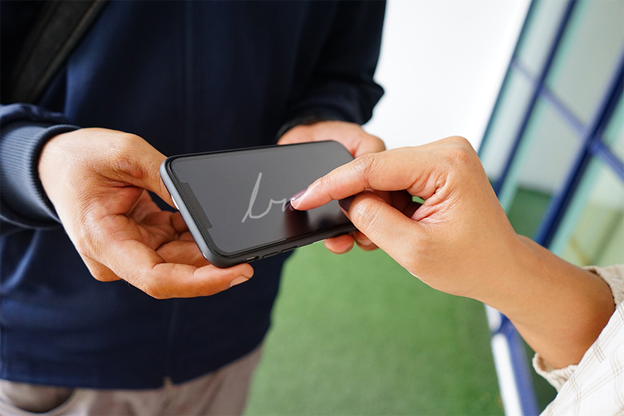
[166, 141, 353, 256]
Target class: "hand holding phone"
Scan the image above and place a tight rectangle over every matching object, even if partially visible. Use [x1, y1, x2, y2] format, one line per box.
[160, 141, 356, 267]
[38, 128, 253, 299]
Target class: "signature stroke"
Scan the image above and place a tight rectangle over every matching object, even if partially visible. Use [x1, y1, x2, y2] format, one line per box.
[242, 172, 288, 223]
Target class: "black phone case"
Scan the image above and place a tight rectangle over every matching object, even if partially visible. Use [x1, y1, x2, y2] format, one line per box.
[160, 142, 356, 267]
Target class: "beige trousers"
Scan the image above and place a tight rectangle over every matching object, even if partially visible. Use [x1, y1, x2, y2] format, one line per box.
[0, 345, 262, 416]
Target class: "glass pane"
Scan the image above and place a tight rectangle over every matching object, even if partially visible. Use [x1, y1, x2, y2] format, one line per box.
[604, 94, 624, 162]
[479, 69, 533, 182]
[498, 99, 582, 238]
[516, 0, 569, 78]
[546, 0, 624, 125]
[551, 158, 624, 267]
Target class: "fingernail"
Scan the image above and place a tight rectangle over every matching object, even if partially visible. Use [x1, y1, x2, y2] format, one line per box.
[230, 276, 250, 287]
[289, 188, 308, 209]
[290, 188, 307, 202]
[338, 195, 355, 212]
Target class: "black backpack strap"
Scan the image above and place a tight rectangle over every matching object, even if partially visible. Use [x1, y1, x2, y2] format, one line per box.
[10, 0, 108, 104]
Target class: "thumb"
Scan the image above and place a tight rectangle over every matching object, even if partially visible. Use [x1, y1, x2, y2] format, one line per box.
[114, 139, 175, 208]
[346, 192, 423, 269]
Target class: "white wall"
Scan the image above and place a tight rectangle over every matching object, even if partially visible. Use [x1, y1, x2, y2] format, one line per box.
[364, 0, 531, 151]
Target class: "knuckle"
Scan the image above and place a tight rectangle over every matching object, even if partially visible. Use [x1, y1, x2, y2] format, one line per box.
[105, 132, 139, 159]
[351, 153, 377, 180]
[444, 141, 476, 167]
[446, 135, 472, 147]
[350, 195, 382, 230]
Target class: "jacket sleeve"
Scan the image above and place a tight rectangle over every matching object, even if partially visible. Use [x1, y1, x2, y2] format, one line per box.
[278, 0, 386, 137]
[0, 103, 79, 233]
[0, 3, 80, 233]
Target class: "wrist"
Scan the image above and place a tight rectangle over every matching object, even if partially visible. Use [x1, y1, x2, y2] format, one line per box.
[38, 129, 77, 205]
[490, 235, 614, 368]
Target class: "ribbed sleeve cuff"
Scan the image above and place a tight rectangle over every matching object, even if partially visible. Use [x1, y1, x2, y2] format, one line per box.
[0, 121, 79, 227]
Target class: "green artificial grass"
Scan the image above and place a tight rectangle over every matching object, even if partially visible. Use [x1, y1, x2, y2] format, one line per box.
[245, 243, 503, 416]
[507, 188, 552, 239]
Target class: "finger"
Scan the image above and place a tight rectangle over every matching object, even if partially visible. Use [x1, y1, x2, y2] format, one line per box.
[178, 231, 196, 242]
[349, 133, 385, 158]
[315, 128, 384, 158]
[277, 127, 312, 145]
[290, 150, 417, 211]
[106, 238, 254, 299]
[157, 240, 211, 268]
[82, 256, 122, 282]
[353, 231, 378, 251]
[290, 137, 480, 212]
[346, 192, 423, 269]
[126, 191, 158, 221]
[171, 212, 189, 234]
[324, 234, 355, 254]
[109, 134, 175, 208]
[146, 262, 255, 299]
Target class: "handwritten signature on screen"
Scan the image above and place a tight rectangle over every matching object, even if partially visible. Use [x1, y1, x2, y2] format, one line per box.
[241, 172, 289, 223]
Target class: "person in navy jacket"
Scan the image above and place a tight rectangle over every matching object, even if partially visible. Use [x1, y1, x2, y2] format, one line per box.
[0, 1, 385, 413]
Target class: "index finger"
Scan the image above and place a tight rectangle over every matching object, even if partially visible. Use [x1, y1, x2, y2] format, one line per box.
[289, 149, 421, 211]
[290, 137, 478, 212]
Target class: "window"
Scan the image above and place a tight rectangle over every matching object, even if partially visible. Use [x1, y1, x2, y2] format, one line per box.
[478, 0, 624, 413]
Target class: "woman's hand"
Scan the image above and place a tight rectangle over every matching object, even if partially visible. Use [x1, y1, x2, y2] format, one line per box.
[291, 136, 614, 369]
[291, 136, 518, 297]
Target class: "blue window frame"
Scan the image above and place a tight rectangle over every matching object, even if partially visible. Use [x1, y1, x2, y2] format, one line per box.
[479, 0, 624, 414]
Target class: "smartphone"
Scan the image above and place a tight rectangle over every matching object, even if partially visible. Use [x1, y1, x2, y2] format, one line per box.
[160, 141, 356, 267]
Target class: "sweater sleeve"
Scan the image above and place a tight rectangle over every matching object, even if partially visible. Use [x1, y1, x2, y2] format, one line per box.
[0, 103, 79, 232]
[532, 264, 624, 390]
[278, 0, 386, 136]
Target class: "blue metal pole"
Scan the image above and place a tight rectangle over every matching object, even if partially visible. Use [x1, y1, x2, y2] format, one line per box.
[499, 317, 540, 416]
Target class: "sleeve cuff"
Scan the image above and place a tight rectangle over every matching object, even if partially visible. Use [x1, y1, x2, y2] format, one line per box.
[532, 264, 624, 390]
[584, 265, 624, 307]
[0, 121, 79, 228]
[532, 354, 577, 391]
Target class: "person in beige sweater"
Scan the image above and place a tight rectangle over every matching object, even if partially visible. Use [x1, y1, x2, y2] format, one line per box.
[291, 136, 624, 416]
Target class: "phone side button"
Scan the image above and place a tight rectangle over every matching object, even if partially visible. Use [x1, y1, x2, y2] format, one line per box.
[261, 252, 277, 259]
[280, 246, 297, 253]
[246, 256, 259, 262]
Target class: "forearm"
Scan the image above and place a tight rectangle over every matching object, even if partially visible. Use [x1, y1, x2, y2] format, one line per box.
[480, 235, 615, 369]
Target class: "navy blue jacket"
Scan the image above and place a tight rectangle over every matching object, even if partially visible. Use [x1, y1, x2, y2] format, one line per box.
[0, 1, 384, 389]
